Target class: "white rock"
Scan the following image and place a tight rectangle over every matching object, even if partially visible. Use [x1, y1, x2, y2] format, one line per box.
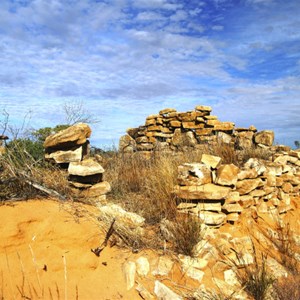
[136, 257, 150, 277]
[152, 256, 174, 276]
[154, 281, 182, 300]
[123, 261, 136, 290]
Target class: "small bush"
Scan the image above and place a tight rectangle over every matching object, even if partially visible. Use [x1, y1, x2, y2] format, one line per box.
[170, 213, 202, 257]
[233, 244, 274, 300]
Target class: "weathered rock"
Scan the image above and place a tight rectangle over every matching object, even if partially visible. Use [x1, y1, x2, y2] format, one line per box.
[152, 257, 174, 276]
[119, 134, 136, 151]
[123, 261, 136, 290]
[73, 181, 111, 198]
[195, 105, 212, 112]
[174, 184, 231, 200]
[222, 203, 243, 213]
[217, 132, 232, 144]
[136, 257, 150, 277]
[215, 164, 239, 186]
[237, 168, 259, 180]
[98, 204, 145, 228]
[68, 158, 104, 176]
[214, 122, 235, 131]
[198, 211, 227, 226]
[45, 146, 83, 163]
[244, 158, 267, 175]
[154, 281, 182, 300]
[236, 178, 263, 195]
[159, 108, 177, 115]
[44, 123, 91, 150]
[254, 130, 274, 146]
[178, 163, 212, 186]
[201, 154, 222, 169]
[179, 255, 206, 282]
[136, 284, 154, 300]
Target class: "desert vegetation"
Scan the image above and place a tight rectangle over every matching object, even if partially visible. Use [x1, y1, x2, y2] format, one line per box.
[1, 106, 300, 299]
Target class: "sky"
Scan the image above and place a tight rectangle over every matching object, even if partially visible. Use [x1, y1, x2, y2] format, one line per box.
[0, 0, 299, 148]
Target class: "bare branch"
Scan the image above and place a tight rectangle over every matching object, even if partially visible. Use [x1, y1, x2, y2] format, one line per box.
[63, 101, 101, 125]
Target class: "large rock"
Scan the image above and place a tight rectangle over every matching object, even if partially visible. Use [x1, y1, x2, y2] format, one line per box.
[215, 164, 239, 186]
[98, 204, 145, 228]
[201, 154, 222, 169]
[236, 178, 263, 195]
[44, 123, 91, 150]
[254, 130, 274, 146]
[178, 163, 212, 186]
[73, 181, 111, 198]
[174, 183, 231, 200]
[68, 158, 104, 176]
[45, 146, 83, 163]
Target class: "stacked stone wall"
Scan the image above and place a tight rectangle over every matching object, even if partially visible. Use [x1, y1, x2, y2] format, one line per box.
[174, 150, 300, 226]
[119, 105, 275, 156]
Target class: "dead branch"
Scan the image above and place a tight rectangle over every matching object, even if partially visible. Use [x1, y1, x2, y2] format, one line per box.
[91, 219, 115, 257]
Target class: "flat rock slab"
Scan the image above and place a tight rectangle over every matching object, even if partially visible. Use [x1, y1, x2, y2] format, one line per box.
[174, 183, 231, 200]
[68, 158, 104, 176]
[44, 123, 91, 149]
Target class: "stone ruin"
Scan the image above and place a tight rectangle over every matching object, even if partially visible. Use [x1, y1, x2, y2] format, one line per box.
[174, 151, 300, 226]
[119, 105, 275, 156]
[43, 123, 111, 203]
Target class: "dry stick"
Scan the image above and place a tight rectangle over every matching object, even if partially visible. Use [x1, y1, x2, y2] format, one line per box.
[91, 218, 116, 257]
[63, 255, 68, 300]
[28, 244, 42, 295]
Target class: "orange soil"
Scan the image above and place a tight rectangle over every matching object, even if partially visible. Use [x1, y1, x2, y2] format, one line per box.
[0, 199, 145, 300]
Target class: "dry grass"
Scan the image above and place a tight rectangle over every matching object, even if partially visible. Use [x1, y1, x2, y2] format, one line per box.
[272, 274, 300, 300]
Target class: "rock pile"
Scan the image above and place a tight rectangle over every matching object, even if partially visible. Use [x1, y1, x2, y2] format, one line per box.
[174, 150, 300, 226]
[119, 105, 275, 156]
[44, 123, 110, 203]
[44, 123, 91, 164]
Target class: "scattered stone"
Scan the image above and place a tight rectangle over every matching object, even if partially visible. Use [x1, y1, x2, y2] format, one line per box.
[154, 281, 182, 300]
[136, 257, 150, 277]
[123, 261, 136, 290]
[152, 256, 174, 276]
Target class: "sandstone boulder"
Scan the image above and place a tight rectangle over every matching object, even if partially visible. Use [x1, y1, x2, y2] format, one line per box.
[236, 178, 263, 195]
[44, 123, 91, 150]
[45, 146, 83, 163]
[174, 183, 231, 200]
[201, 154, 222, 169]
[68, 158, 105, 184]
[178, 163, 212, 186]
[254, 130, 274, 146]
[215, 164, 239, 186]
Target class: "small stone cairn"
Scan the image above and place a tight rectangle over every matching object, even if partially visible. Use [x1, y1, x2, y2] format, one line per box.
[44, 123, 111, 203]
[174, 151, 300, 226]
[119, 105, 275, 157]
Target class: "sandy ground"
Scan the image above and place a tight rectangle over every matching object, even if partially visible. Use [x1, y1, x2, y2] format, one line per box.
[1, 197, 300, 300]
[0, 199, 145, 300]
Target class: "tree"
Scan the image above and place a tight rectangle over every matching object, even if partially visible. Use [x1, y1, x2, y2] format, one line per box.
[63, 101, 101, 125]
[295, 141, 300, 149]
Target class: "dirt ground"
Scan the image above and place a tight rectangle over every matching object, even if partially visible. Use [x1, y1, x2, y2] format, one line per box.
[1, 197, 300, 300]
[0, 199, 147, 300]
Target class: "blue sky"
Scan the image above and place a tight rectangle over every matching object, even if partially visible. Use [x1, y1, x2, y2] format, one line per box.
[0, 0, 299, 147]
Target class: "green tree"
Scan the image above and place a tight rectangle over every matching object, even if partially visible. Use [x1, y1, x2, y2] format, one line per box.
[295, 141, 300, 149]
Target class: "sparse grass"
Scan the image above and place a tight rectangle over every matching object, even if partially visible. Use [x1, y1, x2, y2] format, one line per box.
[171, 213, 203, 257]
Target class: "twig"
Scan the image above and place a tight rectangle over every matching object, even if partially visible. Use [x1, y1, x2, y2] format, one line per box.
[91, 218, 116, 257]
